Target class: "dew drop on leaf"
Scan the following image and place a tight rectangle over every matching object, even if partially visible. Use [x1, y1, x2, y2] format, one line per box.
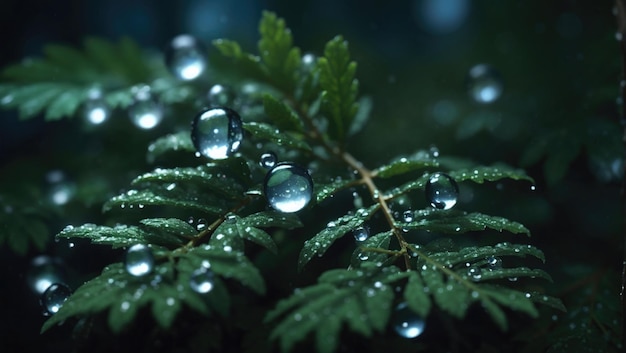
[263, 162, 313, 213]
[189, 267, 215, 294]
[486, 256, 502, 270]
[466, 64, 503, 104]
[207, 84, 235, 106]
[392, 302, 426, 339]
[259, 152, 278, 169]
[129, 87, 163, 130]
[425, 172, 459, 210]
[403, 210, 414, 222]
[124, 244, 154, 277]
[83, 98, 110, 125]
[40, 283, 72, 316]
[165, 34, 207, 81]
[191, 107, 243, 160]
[353, 226, 369, 242]
[26, 255, 67, 295]
[467, 266, 482, 281]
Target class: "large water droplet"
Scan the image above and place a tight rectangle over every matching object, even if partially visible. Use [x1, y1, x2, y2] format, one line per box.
[207, 84, 235, 106]
[124, 244, 154, 277]
[191, 107, 243, 160]
[189, 267, 215, 294]
[425, 172, 459, 210]
[260, 152, 278, 169]
[353, 226, 369, 242]
[392, 302, 426, 339]
[129, 87, 163, 130]
[264, 162, 313, 213]
[466, 64, 503, 104]
[165, 34, 207, 81]
[40, 283, 72, 315]
[83, 98, 110, 125]
[26, 255, 67, 295]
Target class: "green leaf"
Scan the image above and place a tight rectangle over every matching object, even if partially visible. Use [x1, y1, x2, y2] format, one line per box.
[298, 204, 380, 271]
[258, 11, 301, 90]
[404, 271, 432, 318]
[240, 211, 303, 229]
[401, 210, 530, 236]
[146, 131, 195, 163]
[314, 179, 354, 204]
[266, 266, 402, 353]
[348, 96, 373, 136]
[351, 230, 393, 267]
[243, 122, 312, 152]
[262, 94, 304, 133]
[421, 265, 471, 318]
[448, 165, 534, 184]
[426, 243, 545, 265]
[373, 158, 439, 179]
[103, 187, 229, 215]
[318, 35, 359, 141]
[212, 39, 265, 80]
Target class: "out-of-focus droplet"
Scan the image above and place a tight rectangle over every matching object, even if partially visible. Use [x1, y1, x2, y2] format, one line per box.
[124, 244, 154, 277]
[486, 256, 502, 270]
[83, 98, 110, 125]
[189, 267, 214, 294]
[129, 86, 163, 130]
[191, 107, 243, 160]
[466, 64, 503, 104]
[40, 283, 72, 316]
[425, 172, 459, 210]
[207, 84, 235, 106]
[26, 255, 67, 295]
[392, 302, 426, 339]
[165, 34, 207, 81]
[264, 162, 313, 213]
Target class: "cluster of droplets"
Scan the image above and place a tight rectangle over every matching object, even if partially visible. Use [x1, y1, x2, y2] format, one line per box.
[128, 85, 163, 130]
[165, 34, 207, 81]
[425, 172, 459, 210]
[466, 64, 503, 104]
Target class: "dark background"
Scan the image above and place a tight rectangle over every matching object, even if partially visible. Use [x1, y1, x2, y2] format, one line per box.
[0, 0, 622, 352]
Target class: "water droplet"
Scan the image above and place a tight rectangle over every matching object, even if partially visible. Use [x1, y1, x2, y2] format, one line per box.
[26, 256, 68, 295]
[191, 107, 243, 160]
[124, 244, 154, 277]
[508, 277, 518, 282]
[301, 53, 317, 71]
[83, 98, 110, 125]
[486, 256, 502, 270]
[429, 145, 440, 158]
[466, 64, 503, 104]
[403, 210, 414, 222]
[260, 152, 278, 169]
[207, 84, 235, 106]
[353, 226, 369, 242]
[425, 172, 459, 210]
[358, 252, 369, 261]
[129, 87, 163, 129]
[189, 267, 215, 293]
[165, 34, 207, 81]
[40, 283, 72, 315]
[616, 32, 624, 41]
[196, 218, 207, 231]
[264, 162, 313, 213]
[467, 266, 482, 281]
[392, 302, 426, 339]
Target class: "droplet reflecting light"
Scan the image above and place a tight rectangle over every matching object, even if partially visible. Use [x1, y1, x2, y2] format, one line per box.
[124, 244, 154, 277]
[264, 163, 313, 213]
[392, 302, 426, 339]
[466, 64, 503, 104]
[191, 107, 243, 160]
[165, 35, 207, 81]
[425, 172, 459, 210]
[41, 283, 72, 315]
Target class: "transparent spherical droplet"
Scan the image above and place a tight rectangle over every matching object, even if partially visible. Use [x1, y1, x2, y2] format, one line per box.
[165, 34, 207, 81]
[429, 145, 440, 158]
[486, 256, 502, 270]
[40, 283, 72, 316]
[207, 84, 235, 106]
[26, 255, 67, 295]
[353, 226, 369, 242]
[124, 244, 154, 277]
[260, 152, 278, 169]
[129, 89, 163, 130]
[189, 267, 215, 294]
[196, 218, 207, 231]
[191, 107, 243, 160]
[83, 98, 110, 125]
[264, 162, 313, 213]
[466, 64, 503, 104]
[425, 172, 459, 210]
[403, 210, 414, 223]
[467, 266, 482, 281]
[392, 302, 426, 339]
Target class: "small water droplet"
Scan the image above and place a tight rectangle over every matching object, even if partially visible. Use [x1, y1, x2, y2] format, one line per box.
[392, 302, 426, 339]
[259, 152, 278, 169]
[26, 256, 67, 295]
[358, 252, 369, 261]
[124, 244, 154, 277]
[508, 277, 518, 282]
[83, 98, 110, 125]
[486, 256, 502, 270]
[353, 226, 369, 242]
[403, 210, 414, 222]
[191, 107, 243, 160]
[425, 172, 459, 210]
[196, 218, 207, 231]
[40, 283, 72, 315]
[264, 162, 313, 213]
[207, 84, 235, 106]
[429, 145, 440, 158]
[129, 87, 163, 130]
[467, 266, 482, 281]
[165, 34, 207, 81]
[466, 64, 503, 104]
